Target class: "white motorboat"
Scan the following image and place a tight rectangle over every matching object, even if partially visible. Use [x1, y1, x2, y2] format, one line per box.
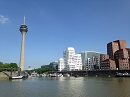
[9, 76, 23, 80]
[9, 75, 28, 80]
[116, 72, 130, 77]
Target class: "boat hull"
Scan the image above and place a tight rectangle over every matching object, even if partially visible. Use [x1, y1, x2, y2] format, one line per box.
[116, 72, 130, 77]
[9, 76, 23, 80]
[9, 75, 28, 80]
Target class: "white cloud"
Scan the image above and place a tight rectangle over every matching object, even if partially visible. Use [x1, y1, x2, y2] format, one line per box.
[0, 15, 10, 24]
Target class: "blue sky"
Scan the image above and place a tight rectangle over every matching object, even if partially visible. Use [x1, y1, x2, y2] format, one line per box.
[0, 0, 130, 69]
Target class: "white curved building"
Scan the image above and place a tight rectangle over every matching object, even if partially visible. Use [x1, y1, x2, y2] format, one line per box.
[58, 58, 65, 71]
[58, 47, 82, 71]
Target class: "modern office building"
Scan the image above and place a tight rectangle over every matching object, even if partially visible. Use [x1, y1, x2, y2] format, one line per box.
[58, 58, 65, 71]
[50, 61, 58, 70]
[100, 54, 109, 62]
[126, 48, 130, 64]
[27, 66, 34, 70]
[107, 40, 126, 60]
[100, 54, 116, 70]
[114, 48, 129, 70]
[101, 40, 130, 70]
[80, 51, 100, 70]
[58, 47, 82, 71]
[100, 59, 116, 70]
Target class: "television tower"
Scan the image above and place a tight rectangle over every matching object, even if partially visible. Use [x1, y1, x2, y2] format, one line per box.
[19, 16, 28, 71]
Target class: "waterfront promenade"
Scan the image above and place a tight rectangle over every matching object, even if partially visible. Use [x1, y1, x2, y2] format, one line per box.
[51, 70, 130, 77]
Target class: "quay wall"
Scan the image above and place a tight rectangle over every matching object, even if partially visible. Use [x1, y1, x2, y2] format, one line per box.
[87, 70, 130, 77]
[51, 70, 130, 77]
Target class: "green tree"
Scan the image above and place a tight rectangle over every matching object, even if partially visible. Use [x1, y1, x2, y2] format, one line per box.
[2, 63, 10, 68]
[0, 62, 3, 68]
[26, 65, 56, 74]
[0, 62, 18, 71]
[10, 63, 18, 68]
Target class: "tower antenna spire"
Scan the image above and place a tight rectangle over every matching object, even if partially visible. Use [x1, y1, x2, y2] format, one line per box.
[24, 16, 26, 25]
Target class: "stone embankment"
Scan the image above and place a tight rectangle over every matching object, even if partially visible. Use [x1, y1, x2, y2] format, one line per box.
[0, 72, 9, 80]
[54, 70, 130, 77]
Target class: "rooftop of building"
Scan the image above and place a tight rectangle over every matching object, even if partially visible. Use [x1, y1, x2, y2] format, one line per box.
[59, 58, 64, 60]
[80, 51, 100, 53]
[66, 47, 75, 50]
[107, 40, 126, 44]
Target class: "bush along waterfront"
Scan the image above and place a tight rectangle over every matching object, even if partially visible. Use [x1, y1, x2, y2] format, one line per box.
[26, 65, 56, 75]
[0, 62, 18, 72]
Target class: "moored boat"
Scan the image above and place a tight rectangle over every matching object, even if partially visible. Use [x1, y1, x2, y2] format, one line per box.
[63, 73, 70, 77]
[9, 76, 23, 80]
[50, 73, 57, 77]
[116, 72, 130, 77]
[9, 75, 28, 80]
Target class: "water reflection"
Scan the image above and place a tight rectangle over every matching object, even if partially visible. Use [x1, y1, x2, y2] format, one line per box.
[0, 77, 130, 97]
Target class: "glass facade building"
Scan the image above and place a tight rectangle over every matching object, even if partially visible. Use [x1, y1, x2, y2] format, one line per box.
[80, 51, 100, 70]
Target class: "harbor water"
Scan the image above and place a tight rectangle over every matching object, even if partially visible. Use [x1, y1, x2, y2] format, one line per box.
[0, 77, 130, 97]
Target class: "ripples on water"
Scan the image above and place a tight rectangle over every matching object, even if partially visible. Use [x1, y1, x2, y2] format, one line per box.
[0, 77, 130, 97]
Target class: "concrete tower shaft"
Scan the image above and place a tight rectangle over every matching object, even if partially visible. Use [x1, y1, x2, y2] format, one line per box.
[19, 17, 28, 71]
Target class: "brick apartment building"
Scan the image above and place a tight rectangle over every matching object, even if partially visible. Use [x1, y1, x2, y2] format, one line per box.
[100, 40, 130, 70]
